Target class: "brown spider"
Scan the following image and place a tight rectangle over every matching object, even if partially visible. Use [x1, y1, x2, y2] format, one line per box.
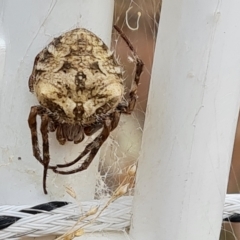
[28, 25, 143, 194]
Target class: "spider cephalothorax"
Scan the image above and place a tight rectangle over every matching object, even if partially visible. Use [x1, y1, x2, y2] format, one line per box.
[28, 25, 143, 194]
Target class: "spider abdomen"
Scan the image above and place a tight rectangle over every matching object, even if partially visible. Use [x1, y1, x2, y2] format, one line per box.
[29, 28, 125, 125]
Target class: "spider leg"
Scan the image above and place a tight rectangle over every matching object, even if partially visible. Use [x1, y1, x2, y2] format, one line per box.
[28, 106, 55, 165]
[52, 116, 117, 174]
[114, 25, 144, 114]
[28, 106, 44, 166]
[84, 122, 103, 136]
[40, 114, 50, 194]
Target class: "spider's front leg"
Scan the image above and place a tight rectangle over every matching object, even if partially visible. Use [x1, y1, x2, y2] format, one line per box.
[52, 112, 121, 174]
[28, 106, 53, 194]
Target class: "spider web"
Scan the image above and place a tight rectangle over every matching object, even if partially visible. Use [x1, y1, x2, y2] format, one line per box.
[95, 0, 161, 198]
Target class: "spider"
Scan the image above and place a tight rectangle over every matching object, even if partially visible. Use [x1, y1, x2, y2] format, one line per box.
[28, 25, 144, 194]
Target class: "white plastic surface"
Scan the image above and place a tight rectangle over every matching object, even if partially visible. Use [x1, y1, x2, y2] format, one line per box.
[131, 0, 240, 240]
[0, 0, 114, 204]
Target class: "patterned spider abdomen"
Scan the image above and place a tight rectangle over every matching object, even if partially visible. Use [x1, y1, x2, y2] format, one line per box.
[29, 28, 124, 125]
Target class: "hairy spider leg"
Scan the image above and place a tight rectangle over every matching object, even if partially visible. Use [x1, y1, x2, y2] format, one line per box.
[40, 114, 50, 194]
[28, 106, 43, 166]
[52, 115, 118, 174]
[28, 106, 55, 194]
[84, 122, 104, 136]
[113, 25, 144, 114]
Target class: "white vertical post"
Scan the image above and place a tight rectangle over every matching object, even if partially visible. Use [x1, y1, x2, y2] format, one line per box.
[131, 1, 240, 240]
[0, 0, 114, 204]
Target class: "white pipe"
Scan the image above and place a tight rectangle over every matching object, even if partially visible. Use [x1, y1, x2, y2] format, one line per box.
[0, 0, 114, 204]
[131, 0, 240, 239]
